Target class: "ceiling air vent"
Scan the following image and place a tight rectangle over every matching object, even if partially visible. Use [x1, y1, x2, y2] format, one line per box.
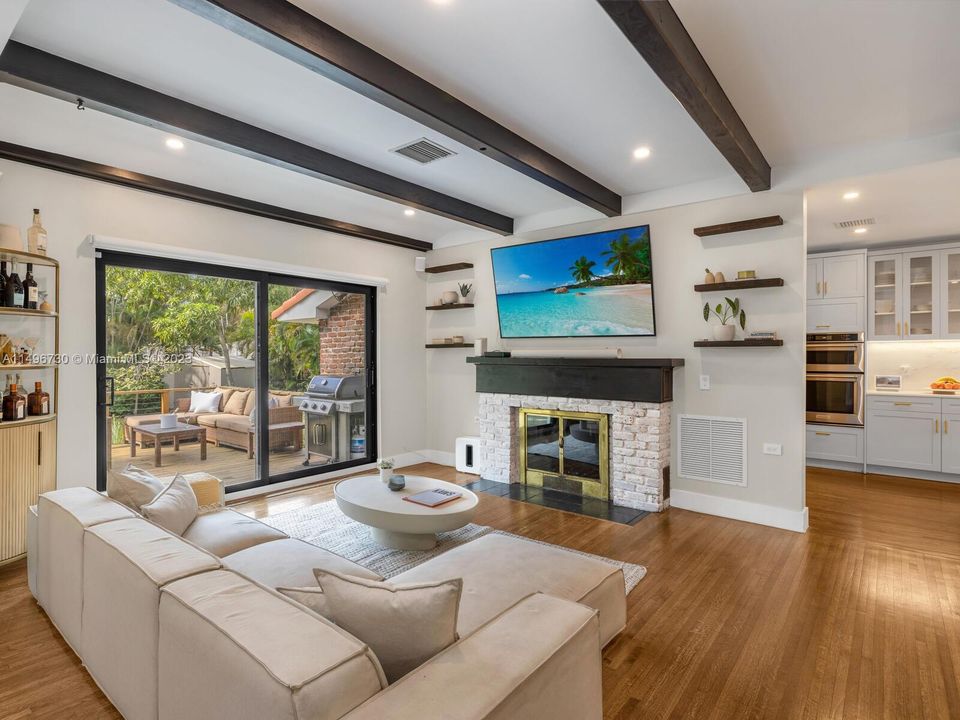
[833, 218, 876, 230]
[678, 415, 747, 486]
[391, 137, 456, 164]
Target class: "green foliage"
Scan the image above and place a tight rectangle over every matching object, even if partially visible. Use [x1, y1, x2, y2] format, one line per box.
[599, 229, 652, 284]
[458, 282, 473, 298]
[703, 296, 747, 328]
[110, 361, 175, 418]
[569, 256, 597, 284]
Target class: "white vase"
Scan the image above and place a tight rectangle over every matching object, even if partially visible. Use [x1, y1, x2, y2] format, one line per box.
[713, 324, 736, 341]
[441, 291, 458, 305]
[379, 468, 391, 484]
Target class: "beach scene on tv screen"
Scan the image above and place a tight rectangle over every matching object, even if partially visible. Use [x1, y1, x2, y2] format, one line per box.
[491, 225, 655, 337]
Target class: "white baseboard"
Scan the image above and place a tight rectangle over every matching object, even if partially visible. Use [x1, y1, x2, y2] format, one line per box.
[391, 449, 457, 469]
[670, 489, 809, 533]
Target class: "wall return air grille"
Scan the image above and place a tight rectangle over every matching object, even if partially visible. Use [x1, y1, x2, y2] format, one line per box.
[678, 415, 747, 486]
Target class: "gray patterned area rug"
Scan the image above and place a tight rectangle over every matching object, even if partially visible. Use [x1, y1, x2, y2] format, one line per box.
[260, 499, 646, 593]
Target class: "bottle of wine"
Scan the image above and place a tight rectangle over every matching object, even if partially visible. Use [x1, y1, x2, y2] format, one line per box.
[27, 209, 48, 255]
[4, 262, 24, 308]
[0, 260, 7, 308]
[28, 381, 50, 416]
[2, 383, 26, 421]
[23, 263, 38, 310]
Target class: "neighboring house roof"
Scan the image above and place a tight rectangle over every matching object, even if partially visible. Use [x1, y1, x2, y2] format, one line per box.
[192, 354, 256, 369]
[271, 288, 339, 323]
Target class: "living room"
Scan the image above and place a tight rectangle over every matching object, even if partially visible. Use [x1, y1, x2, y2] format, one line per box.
[1, 1, 958, 719]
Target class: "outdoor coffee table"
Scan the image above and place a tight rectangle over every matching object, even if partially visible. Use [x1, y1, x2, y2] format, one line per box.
[130, 422, 207, 468]
[335, 475, 479, 550]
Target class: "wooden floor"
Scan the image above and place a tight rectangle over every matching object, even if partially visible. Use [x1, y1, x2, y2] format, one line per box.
[109, 441, 308, 487]
[2, 464, 959, 719]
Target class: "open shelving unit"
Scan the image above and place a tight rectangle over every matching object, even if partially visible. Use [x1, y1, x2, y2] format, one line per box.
[694, 278, 784, 292]
[426, 303, 474, 311]
[694, 339, 783, 348]
[426, 342, 473, 349]
[424, 262, 473, 274]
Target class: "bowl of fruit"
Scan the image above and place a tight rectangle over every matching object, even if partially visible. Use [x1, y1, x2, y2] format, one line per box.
[930, 376, 960, 393]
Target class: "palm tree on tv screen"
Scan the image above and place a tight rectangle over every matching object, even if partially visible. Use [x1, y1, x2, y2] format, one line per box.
[601, 230, 651, 284]
[569, 256, 597, 285]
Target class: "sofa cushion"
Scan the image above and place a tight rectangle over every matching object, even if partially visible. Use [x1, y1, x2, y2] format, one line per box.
[188, 390, 222, 413]
[196, 413, 228, 428]
[243, 388, 257, 416]
[212, 386, 235, 411]
[215, 414, 253, 433]
[182, 509, 286, 557]
[82, 518, 221, 720]
[279, 569, 462, 683]
[270, 392, 293, 408]
[107, 462, 165, 511]
[223, 537, 381, 588]
[159, 570, 386, 720]
[391, 533, 626, 647]
[141, 474, 199, 536]
[224, 388, 251, 415]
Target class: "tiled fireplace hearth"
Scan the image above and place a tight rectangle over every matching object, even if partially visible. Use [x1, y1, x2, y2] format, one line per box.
[467, 355, 684, 513]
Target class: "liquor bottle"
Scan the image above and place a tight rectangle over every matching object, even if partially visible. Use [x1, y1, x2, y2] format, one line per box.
[4, 262, 24, 308]
[27, 209, 48, 255]
[3, 374, 11, 396]
[2, 383, 26, 421]
[28, 381, 50, 416]
[23, 263, 38, 309]
[0, 260, 7, 307]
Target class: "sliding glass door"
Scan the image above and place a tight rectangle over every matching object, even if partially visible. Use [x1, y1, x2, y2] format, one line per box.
[95, 252, 376, 493]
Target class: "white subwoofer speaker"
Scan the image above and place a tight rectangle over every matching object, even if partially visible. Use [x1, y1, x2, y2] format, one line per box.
[455, 436, 481, 474]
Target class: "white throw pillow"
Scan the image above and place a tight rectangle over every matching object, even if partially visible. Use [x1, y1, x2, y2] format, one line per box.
[140, 473, 199, 535]
[278, 569, 462, 683]
[188, 390, 222, 413]
[106, 463, 166, 511]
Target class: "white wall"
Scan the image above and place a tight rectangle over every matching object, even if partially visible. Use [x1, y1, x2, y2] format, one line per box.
[0, 160, 429, 489]
[425, 191, 808, 529]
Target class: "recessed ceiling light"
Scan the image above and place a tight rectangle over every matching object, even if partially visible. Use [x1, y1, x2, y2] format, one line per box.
[165, 137, 184, 151]
[853, 227, 868, 234]
[843, 191, 860, 200]
[404, 208, 416, 217]
[632, 146, 651, 160]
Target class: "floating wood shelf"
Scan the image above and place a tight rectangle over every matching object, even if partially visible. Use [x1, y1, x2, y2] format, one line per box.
[694, 339, 783, 348]
[424, 262, 473, 274]
[426, 343, 473, 349]
[425, 303, 475, 311]
[694, 278, 784, 292]
[693, 215, 783, 237]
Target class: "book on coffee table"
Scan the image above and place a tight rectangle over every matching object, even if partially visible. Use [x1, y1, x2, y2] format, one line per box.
[402, 488, 463, 508]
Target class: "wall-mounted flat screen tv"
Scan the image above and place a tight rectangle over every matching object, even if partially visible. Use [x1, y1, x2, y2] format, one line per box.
[490, 224, 655, 338]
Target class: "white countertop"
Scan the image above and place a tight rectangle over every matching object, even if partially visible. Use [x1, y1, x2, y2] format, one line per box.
[867, 389, 959, 398]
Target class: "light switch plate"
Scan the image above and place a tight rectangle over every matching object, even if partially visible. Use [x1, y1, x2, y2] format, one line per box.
[763, 443, 783, 456]
[699, 375, 710, 390]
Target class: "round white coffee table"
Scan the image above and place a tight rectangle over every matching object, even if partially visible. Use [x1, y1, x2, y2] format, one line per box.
[334, 475, 479, 550]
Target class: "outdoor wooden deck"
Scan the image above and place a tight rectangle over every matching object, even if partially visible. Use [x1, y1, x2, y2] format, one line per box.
[109, 440, 309, 487]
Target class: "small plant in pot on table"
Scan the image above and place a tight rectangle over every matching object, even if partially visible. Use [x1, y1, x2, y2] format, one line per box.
[703, 297, 746, 341]
[377, 458, 395, 484]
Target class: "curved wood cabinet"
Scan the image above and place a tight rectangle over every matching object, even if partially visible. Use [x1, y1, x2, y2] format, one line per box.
[0, 416, 57, 563]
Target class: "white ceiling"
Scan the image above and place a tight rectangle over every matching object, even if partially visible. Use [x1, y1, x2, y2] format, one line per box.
[672, 0, 960, 168]
[806, 158, 960, 251]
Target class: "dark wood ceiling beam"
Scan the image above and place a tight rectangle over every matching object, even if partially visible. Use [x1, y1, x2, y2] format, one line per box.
[597, 0, 771, 192]
[167, 0, 622, 217]
[0, 41, 511, 235]
[0, 141, 433, 251]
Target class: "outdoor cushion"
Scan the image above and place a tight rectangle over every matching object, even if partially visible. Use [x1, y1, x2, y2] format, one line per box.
[212, 386, 236, 411]
[196, 413, 229, 428]
[244, 389, 257, 416]
[216, 414, 254, 433]
[224, 389, 251, 415]
[270, 392, 293, 407]
[188, 390, 222, 413]
[183, 509, 286, 557]
[223, 537, 381, 587]
[392, 533, 626, 647]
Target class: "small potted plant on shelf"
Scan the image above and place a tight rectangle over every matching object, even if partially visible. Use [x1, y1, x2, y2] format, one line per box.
[377, 457, 395, 484]
[458, 282, 473, 303]
[703, 297, 746, 341]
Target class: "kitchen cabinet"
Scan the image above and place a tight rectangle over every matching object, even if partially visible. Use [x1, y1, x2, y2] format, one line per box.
[868, 254, 902, 339]
[942, 413, 960, 474]
[903, 251, 940, 339]
[807, 298, 864, 333]
[868, 248, 956, 340]
[806, 424, 863, 464]
[939, 248, 960, 339]
[866, 408, 941, 471]
[0, 418, 57, 563]
[808, 254, 865, 300]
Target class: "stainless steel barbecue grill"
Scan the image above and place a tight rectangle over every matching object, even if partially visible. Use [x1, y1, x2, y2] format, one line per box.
[297, 375, 365, 465]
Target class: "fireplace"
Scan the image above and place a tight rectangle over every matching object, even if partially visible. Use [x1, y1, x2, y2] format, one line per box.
[520, 408, 609, 500]
[467, 355, 684, 512]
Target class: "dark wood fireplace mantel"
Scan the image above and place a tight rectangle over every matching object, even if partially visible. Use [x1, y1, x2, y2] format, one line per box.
[466, 356, 684, 403]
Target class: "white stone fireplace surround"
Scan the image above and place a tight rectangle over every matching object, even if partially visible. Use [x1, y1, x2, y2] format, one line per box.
[477, 393, 671, 512]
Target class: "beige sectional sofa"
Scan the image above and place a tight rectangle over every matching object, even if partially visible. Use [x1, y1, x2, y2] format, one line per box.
[29, 485, 627, 720]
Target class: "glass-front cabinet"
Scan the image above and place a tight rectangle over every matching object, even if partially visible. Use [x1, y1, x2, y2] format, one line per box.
[868, 250, 957, 340]
[868, 254, 901, 339]
[941, 248, 960, 339]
